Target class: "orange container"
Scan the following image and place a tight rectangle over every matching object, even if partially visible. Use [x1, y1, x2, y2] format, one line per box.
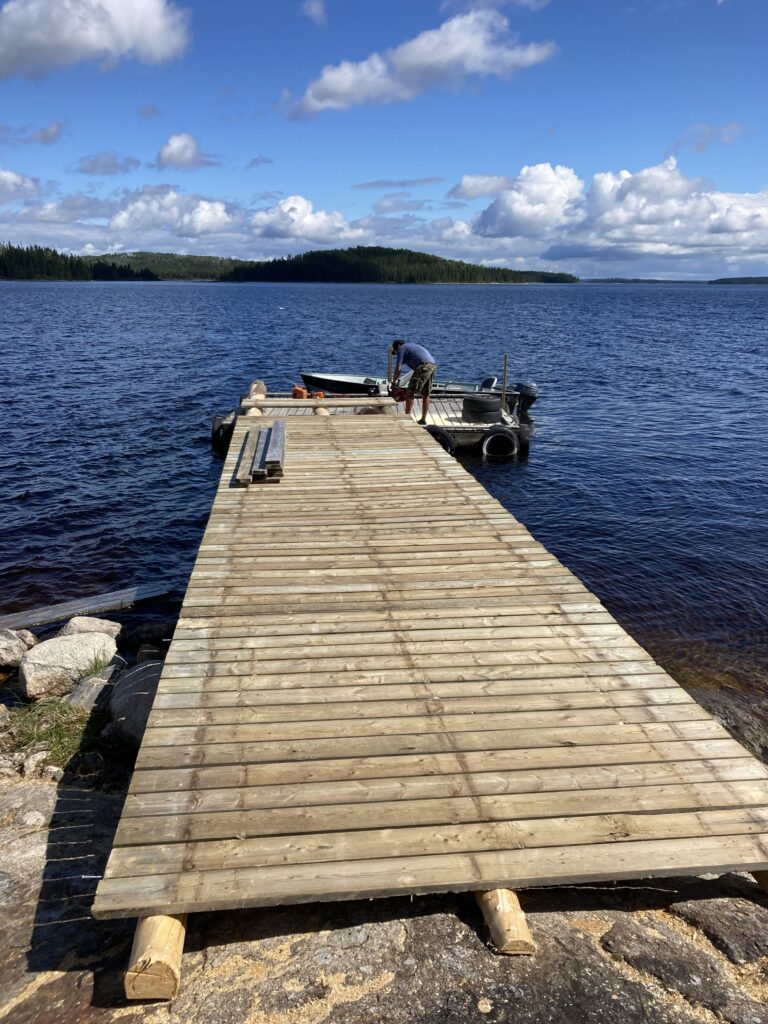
[292, 385, 308, 399]
[312, 391, 325, 400]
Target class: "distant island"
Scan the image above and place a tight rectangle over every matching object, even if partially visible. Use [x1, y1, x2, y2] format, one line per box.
[3, 243, 765, 285]
[709, 276, 768, 285]
[0, 243, 576, 284]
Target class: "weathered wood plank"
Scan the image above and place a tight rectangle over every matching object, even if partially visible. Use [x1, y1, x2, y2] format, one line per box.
[93, 412, 768, 924]
[0, 583, 168, 631]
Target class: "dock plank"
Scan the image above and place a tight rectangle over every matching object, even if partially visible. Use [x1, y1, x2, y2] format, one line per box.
[93, 413, 768, 921]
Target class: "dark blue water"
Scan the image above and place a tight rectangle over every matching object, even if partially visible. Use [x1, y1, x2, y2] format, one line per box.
[2, 280, 766, 699]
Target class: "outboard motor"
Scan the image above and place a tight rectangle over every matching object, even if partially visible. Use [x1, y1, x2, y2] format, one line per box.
[211, 411, 236, 455]
[514, 382, 539, 423]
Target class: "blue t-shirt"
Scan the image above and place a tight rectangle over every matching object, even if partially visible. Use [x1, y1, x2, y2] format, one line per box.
[395, 342, 436, 373]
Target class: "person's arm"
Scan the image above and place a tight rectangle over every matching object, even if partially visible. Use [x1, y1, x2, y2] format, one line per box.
[392, 350, 403, 382]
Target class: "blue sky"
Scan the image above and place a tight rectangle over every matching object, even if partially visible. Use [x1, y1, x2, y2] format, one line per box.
[1, 0, 766, 277]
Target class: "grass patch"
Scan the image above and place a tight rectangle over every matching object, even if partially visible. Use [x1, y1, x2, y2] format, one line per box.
[83, 654, 112, 676]
[2, 700, 110, 769]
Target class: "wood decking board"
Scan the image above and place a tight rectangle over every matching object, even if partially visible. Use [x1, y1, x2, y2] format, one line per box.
[92, 414, 768, 920]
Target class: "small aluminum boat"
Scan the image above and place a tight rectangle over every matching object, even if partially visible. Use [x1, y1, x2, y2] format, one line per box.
[301, 371, 501, 397]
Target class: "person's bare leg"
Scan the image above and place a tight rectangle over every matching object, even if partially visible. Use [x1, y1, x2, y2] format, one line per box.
[405, 390, 414, 415]
[420, 393, 430, 423]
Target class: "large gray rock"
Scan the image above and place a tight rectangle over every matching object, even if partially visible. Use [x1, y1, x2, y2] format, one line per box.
[110, 661, 162, 748]
[57, 615, 122, 640]
[15, 630, 37, 650]
[0, 629, 26, 669]
[17, 633, 117, 700]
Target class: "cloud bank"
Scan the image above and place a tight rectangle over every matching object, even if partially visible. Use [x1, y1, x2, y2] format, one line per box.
[0, 0, 189, 79]
[285, 9, 556, 117]
[2, 157, 767, 278]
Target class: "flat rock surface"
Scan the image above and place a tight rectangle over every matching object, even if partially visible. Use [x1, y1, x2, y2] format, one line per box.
[2, 778, 768, 1024]
[58, 617, 123, 640]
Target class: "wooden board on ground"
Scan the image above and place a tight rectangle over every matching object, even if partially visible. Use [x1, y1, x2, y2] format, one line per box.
[92, 414, 768, 920]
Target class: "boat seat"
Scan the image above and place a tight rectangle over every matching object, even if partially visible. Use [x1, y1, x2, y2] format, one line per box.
[480, 376, 497, 389]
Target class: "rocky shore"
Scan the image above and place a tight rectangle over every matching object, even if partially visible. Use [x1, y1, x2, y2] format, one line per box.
[2, 615, 768, 1024]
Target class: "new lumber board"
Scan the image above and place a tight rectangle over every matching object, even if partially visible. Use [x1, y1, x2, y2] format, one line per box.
[93, 413, 768, 921]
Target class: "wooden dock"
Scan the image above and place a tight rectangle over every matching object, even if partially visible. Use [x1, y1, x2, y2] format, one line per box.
[92, 410, 768, 993]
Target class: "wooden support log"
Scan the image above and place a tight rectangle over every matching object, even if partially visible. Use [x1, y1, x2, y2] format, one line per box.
[476, 888, 536, 955]
[248, 379, 267, 399]
[125, 913, 187, 1000]
[314, 407, 331, 416]
[245, 407, 263, 417]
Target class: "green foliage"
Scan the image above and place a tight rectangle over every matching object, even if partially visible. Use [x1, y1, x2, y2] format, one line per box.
[86, 250, 244, 280]
[223, 246, 578, 284]
[4, 700, 109, 770]
[0, 242, 578, 284]
[0, 242, 159, 281]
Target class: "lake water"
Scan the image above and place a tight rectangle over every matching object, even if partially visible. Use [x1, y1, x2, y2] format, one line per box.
[2, 280, 766, 710]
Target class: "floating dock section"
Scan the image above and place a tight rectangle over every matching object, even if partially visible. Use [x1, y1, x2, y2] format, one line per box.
[92, 408, 768, 994]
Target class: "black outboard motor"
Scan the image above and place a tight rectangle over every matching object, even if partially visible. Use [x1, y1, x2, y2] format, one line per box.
[211, 411, 236, 455]
[514, 382, 539, 423]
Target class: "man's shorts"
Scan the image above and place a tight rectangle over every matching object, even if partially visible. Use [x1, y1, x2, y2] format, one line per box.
[408, 362, 436, 397]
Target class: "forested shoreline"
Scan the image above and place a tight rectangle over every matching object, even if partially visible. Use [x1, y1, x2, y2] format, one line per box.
[1, 243, 577, 284]
[0, 243, 158, 281]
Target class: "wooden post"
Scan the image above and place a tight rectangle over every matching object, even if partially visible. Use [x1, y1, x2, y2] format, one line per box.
[248, 379, 267, 399]
[476, 889, 536, 955]
[125, 914, 187, 1000]
[501, 353, 508, 413]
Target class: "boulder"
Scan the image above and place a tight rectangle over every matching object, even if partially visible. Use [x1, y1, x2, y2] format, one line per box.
[21, 749, 49, 778]
[18, 633, 117, 700]
[64, 661, 123, 711]
[110, 662, 163, 748]
[57, 616, 122, 640]
[0, 630, 26, 670]
[16, 630, 37, 649]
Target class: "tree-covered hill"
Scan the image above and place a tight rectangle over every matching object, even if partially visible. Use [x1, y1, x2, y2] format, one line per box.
[1, 243, 578, 284]
[708, 276, 768, 285]
[0, 243, 158, 281]
[84, 250, 245, 280]
[222, 246, 578, 284]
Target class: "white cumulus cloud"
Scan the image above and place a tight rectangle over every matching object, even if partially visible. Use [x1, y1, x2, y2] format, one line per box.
[0, 164, 38, 202]
[109, 187, 234, 237]
[0, 0, 189, 79]
[251, 195, 362, 243]
[156, 132, 217, 170]
[474, 163, 585, 236]
[286, 9, 556, 117]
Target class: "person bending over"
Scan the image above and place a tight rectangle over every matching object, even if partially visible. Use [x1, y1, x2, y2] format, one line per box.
[391, 339, 437, 425]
